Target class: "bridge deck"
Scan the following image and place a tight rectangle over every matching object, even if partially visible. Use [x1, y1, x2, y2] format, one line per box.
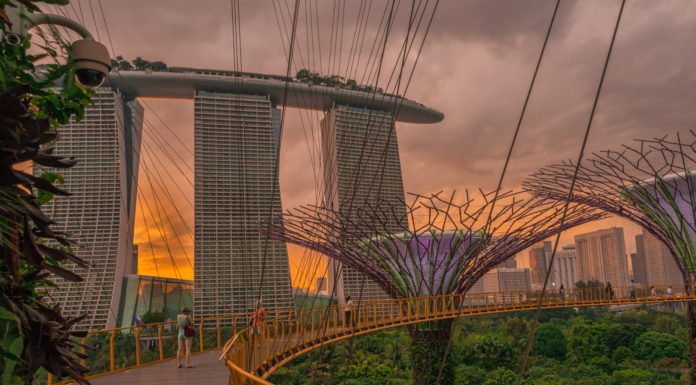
[89, 350, 227, 385]
[50, 285, 692, 385]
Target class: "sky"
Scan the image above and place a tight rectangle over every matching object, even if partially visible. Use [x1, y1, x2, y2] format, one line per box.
[50, 0, 696, 286]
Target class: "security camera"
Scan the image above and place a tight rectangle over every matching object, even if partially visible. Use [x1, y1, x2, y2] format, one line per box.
[71, 38, 111, 88]
[3, 32, 23, 47]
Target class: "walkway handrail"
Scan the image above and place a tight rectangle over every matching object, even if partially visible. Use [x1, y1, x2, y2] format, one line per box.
[222, 283, 695, 384]
[47, 283, 692, 384]
[48, 305, 300, 384]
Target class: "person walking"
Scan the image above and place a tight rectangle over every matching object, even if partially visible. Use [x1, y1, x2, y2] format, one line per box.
[667, 286, 673, 296]
[630, 279, 635, 299]
[650, 285, 656, 297]
[558, 285, 565, 302]
[176, 306, 194, 368]
[344, 296, 354, 328]
[251, 300, 266, 336]
[605, 282, 614, 300]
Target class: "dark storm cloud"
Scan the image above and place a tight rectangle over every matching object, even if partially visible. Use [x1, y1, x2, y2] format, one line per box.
[397, 0, 696, 194]
[420, 0, 577, 50]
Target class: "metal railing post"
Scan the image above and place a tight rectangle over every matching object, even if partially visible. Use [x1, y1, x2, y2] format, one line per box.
[158, 325, 163, 361]
[199, 319, 204, 352]
[135, 327, 141, 366]
[333, 307, 338, 337]
[80, 336, 87, 367]
[217, 318, 222, 348]
[109, 330, 115, 372]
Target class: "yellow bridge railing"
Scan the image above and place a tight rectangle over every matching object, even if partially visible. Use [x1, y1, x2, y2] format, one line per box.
[48, 307, 299, 384]
[222, 283, 695, 385]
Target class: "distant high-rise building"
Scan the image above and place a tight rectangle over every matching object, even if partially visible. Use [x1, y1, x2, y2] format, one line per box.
[555, 245, 577, 289]
[527, 242, 575, 289]
[574, 227, 630, 290]
[316, 277, 327, 292]
[528, 241, 551, 289]
[632, 234, 648, 285]
[471, 267, 531, 293]
[322, 104, 407, 303]
[500, 256, 517, 269]
[642, 229, 682, 289]
[193, 91, 293, 318]
[128, 245, 139, 275]
[38, 88, 143, 330]
[495, 268, 532, 292]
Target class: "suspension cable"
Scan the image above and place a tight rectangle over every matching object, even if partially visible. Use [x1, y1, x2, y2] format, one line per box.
[434, 1, 561, 381]
[516, 1, 627, 383]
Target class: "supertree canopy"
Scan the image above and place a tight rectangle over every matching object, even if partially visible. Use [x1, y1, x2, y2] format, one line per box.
[522, 130, 696, 383]
[523, 132, 696, 283]
[262, 189, 604, 298]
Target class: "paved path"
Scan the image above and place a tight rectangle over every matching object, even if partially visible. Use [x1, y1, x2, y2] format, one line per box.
[90, 350, 227, 385]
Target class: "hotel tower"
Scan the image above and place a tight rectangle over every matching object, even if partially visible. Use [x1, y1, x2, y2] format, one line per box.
[38, 88, 143, 330]
[193, 91, 294, 318]
[322, 104, 408, 303]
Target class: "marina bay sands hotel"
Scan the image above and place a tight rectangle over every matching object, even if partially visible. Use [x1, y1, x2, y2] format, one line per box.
[44, 67, 443, 330]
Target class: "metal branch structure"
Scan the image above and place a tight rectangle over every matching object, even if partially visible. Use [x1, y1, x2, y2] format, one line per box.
[264, 190, 604, 299]
[522, 130, 696, 383]
[261, 190, 603, 384]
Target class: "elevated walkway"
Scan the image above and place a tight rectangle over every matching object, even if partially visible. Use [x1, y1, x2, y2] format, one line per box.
[221, 284, 695, 384]
[49, 284, 692, 385]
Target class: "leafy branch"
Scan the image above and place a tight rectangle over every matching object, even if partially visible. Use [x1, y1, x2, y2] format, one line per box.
[1, 1, 95, 383]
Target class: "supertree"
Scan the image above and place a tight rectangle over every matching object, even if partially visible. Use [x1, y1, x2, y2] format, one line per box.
[523, 130, 696, 383]
[262, 190, 604, 385]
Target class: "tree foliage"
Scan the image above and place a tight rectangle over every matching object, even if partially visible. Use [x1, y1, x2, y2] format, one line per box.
[0, 1, 94, 383]
[268, 307, 690, 385]
[474, 334, 513, 370]
[140, 310, 167, 325]
[633, 331, 687, 362]
[295, 68, 386, 94]
[111, 56, 167, 71]
[567, 322, 608, 363]
[603, 323, 645, 352]
[532, 323, 567, 359]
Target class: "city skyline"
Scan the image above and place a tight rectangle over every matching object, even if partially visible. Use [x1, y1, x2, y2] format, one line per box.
[74, 1, 696, 288]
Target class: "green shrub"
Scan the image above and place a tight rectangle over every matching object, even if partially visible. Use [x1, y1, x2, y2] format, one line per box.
[532, 323, 567, 359]
[633, 331, 686, 361]
[610, 368, 653, 385]
[482, 367, 516, 385]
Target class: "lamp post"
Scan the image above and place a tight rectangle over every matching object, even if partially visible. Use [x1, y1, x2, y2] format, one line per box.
[1, 4, 112, 88]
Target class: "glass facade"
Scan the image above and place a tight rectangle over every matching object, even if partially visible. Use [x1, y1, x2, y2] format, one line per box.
[37, 88, 143, 330]
[322, 104, 407, 302]
[117, 274, 194, 327]
[193, 91, 293, 318]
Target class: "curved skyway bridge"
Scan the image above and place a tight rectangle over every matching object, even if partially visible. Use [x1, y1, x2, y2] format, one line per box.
[49, 284, 691, 385]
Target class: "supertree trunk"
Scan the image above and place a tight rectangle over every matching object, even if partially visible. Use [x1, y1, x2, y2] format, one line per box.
[688, 277, 696, 385]
[408, 319, 455, 385]
[687, 301, 696, 385]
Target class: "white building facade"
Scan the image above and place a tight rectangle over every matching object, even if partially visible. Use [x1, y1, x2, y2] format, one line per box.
[193, 91, 294, 318]
[39, 88, 142, 330]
